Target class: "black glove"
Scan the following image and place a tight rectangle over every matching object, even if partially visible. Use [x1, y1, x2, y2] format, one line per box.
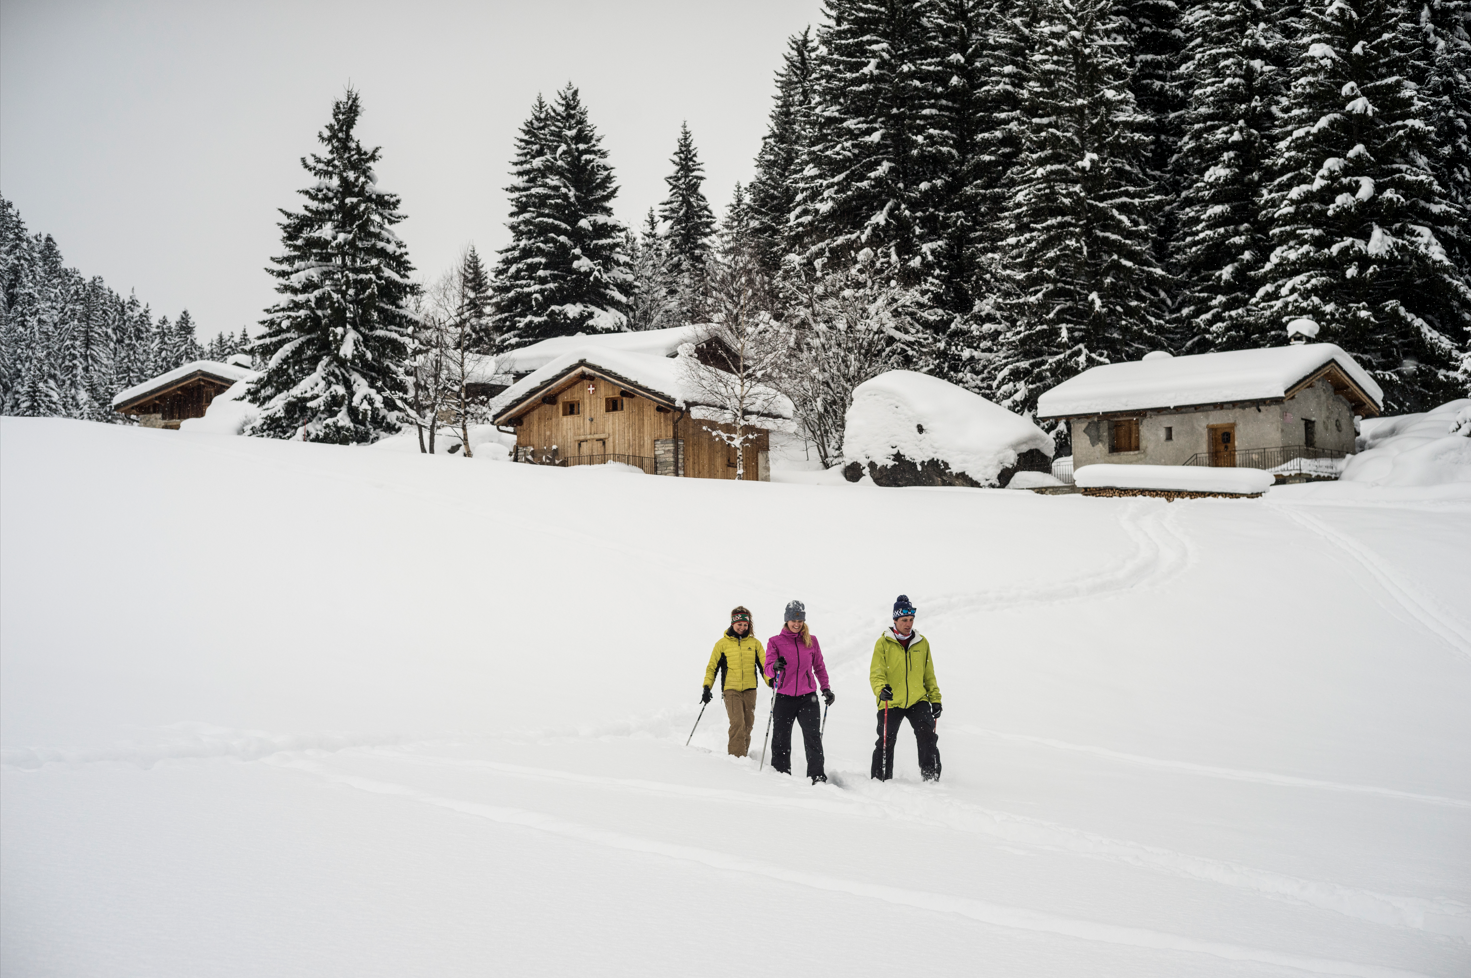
[701, 686, 712, 704]
[822, 688, 835, 707]
[777, 655, 788, 670]
[930, 702, 943, 719]
[879, 684, 893, 702]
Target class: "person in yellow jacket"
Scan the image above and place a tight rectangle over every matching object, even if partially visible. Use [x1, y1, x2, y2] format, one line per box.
[870, 594, 942, 781]
[702, 606, 769, 757]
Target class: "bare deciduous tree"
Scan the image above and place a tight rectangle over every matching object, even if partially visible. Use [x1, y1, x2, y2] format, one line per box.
[682, 236, 790, 480]
[406, 249, 492, 455]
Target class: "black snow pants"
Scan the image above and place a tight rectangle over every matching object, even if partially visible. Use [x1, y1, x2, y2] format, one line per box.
[871, 701, 940, 781]
[771, 692, 825, 779]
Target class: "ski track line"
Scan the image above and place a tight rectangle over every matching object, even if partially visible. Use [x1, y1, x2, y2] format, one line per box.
[922, 499, 1192, 620]
[961, 726, 1471, 809]
[1271, 505, 1471, 659]
[344, 748, 1469, 938]
[283, 759, 1434, 978]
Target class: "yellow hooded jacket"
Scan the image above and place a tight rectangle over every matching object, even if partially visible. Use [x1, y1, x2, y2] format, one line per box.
[870, 630, 941, 708]
[704, 630, 768, 692]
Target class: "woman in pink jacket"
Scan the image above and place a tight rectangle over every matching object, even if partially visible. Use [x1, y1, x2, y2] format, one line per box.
[765, 599, 835, 783]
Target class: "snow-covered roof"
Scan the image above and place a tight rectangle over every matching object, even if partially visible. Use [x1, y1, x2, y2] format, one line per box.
[490, 347, 793, 423]
[843, 370, 1054, 486]
[493, 325, 709, 377]
[112, 360, 255, 409]
[1035, 344, 1383, 418]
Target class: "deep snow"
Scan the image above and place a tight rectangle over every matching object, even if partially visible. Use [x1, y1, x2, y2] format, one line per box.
[2, 417, 1468, 978]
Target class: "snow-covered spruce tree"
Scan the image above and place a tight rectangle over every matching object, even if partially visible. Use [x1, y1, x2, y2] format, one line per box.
[490, 86, 631, 351]
[659, 123, 717, 323]
[1414, 0, 1471, 380]
[458, 246, 495, 354]
[748, 28, 819, 273]
[627, 209, 680, 331]
[245, 89, 418, 444]
[1118, 0, 1188, 197]
[927, 0, 1000, 387]
[791, 0, 947, 284]
[991, 0, 1170, 443]
[1170, 0, 1288, 351]
[1256, 0, 1470, 412]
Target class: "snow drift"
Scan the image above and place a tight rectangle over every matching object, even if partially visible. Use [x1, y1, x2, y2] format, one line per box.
[1342, 398, 1471, 487]
[1074, 464, 1274, 495]
[842, 370, 1054, 487]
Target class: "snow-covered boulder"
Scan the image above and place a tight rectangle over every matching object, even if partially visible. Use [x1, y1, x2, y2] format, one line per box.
[1075, 464, 1273, 496]
[841, 371, 1054, 488]
[1341, 398, 1471, 487]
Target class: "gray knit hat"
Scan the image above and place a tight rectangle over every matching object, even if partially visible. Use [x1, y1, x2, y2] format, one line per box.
[784, 599, 806, 622]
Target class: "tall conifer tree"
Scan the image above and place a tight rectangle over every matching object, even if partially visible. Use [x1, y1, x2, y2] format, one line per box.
[490, 86, 631, 349]
[246, 89, 418, 443]
[1171, 0, 1287, 351]
[991, 0, 1169, 439]
[1257, 0, 1470, 411]
[749, 29, 819, 273]
[658, 123, 717, 322]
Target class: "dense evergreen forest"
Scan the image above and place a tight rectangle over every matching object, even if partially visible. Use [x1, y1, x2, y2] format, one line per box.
[0, 199, 247, 420]
[5, 0, 1468, 443]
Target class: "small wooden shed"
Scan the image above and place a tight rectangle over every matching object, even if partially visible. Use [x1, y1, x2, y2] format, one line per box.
[112, 360, 252, 429]
[490, 349, 790, 480]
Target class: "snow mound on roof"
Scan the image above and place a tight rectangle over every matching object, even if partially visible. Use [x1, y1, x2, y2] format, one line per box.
[1075, 464, 1273, 495]
[488, 347, 793, 422]
[177, 376, 259, 436]
[111, 360, 254, 408]
[842, 371, 1054, 486]
[1341, 399, 1471, 487]
[491, 325, 707, 377]
[1036, 344, 1382, 417]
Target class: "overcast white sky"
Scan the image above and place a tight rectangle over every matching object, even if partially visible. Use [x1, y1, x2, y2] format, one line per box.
[0, 0, 823, 339]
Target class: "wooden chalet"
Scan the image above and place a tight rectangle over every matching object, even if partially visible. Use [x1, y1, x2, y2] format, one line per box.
[112, 360, 253, 429]
[490, 347, 790, 480]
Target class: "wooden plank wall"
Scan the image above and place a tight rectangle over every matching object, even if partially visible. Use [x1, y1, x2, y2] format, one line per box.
[513, 374, 675, 462]
[511, 374, 771, 480]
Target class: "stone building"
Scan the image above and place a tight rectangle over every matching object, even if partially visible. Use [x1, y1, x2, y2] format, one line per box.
[1036, 345, 1382, 473]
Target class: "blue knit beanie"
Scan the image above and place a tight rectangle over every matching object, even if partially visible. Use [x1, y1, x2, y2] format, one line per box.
[892, 594, 917, 619]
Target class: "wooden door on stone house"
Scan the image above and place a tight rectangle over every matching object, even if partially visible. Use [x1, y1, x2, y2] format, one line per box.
[1207, 424, 1236, 466]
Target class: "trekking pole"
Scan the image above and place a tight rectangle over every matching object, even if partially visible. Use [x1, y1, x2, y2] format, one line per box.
[759, 668, 782, 771]
[821, 698, 830, 737]
[881, 700, 890, 781]
[685, 698, 709, 747]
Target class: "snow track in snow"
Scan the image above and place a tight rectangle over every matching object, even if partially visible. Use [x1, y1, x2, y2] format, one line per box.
[339, 747, 1469, 938]
[1271, 505, 1471, 659]
[278, 757, 1437, 978]
[960, 727, 1471, 810]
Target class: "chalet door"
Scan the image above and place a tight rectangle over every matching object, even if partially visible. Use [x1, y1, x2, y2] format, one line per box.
[577, 438, 606, 457]
[1207, 424, 1236, 467]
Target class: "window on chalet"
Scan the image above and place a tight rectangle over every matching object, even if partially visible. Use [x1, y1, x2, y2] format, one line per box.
[1110, 418, 1140, 453]
[1304, 418, 1316, 447]
[1164, 426, 1173, 442]
[562, 401, 580, 417]
[604, 397, 624, 413]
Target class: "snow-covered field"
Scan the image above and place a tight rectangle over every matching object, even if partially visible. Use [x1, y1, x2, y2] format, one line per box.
[2, 417, 1468, 978]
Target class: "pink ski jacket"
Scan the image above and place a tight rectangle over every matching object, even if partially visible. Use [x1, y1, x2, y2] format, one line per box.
[764, 629, 831, 697]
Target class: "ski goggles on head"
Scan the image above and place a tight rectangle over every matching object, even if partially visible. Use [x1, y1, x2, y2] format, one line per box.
[893, 607, 917, 619]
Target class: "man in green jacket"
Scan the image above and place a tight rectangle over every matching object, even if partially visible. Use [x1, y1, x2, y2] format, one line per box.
[870, 594, 941, 781]
[702, 606, 768, 757]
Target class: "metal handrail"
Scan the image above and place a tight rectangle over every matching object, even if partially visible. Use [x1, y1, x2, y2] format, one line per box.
[559, 452, 657, 474]
[1050, 456, 1076, 485]
[1181, 445, 1347, 470]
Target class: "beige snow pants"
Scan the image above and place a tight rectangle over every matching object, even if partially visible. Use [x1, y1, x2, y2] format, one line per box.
[723, 688, 758, 757]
